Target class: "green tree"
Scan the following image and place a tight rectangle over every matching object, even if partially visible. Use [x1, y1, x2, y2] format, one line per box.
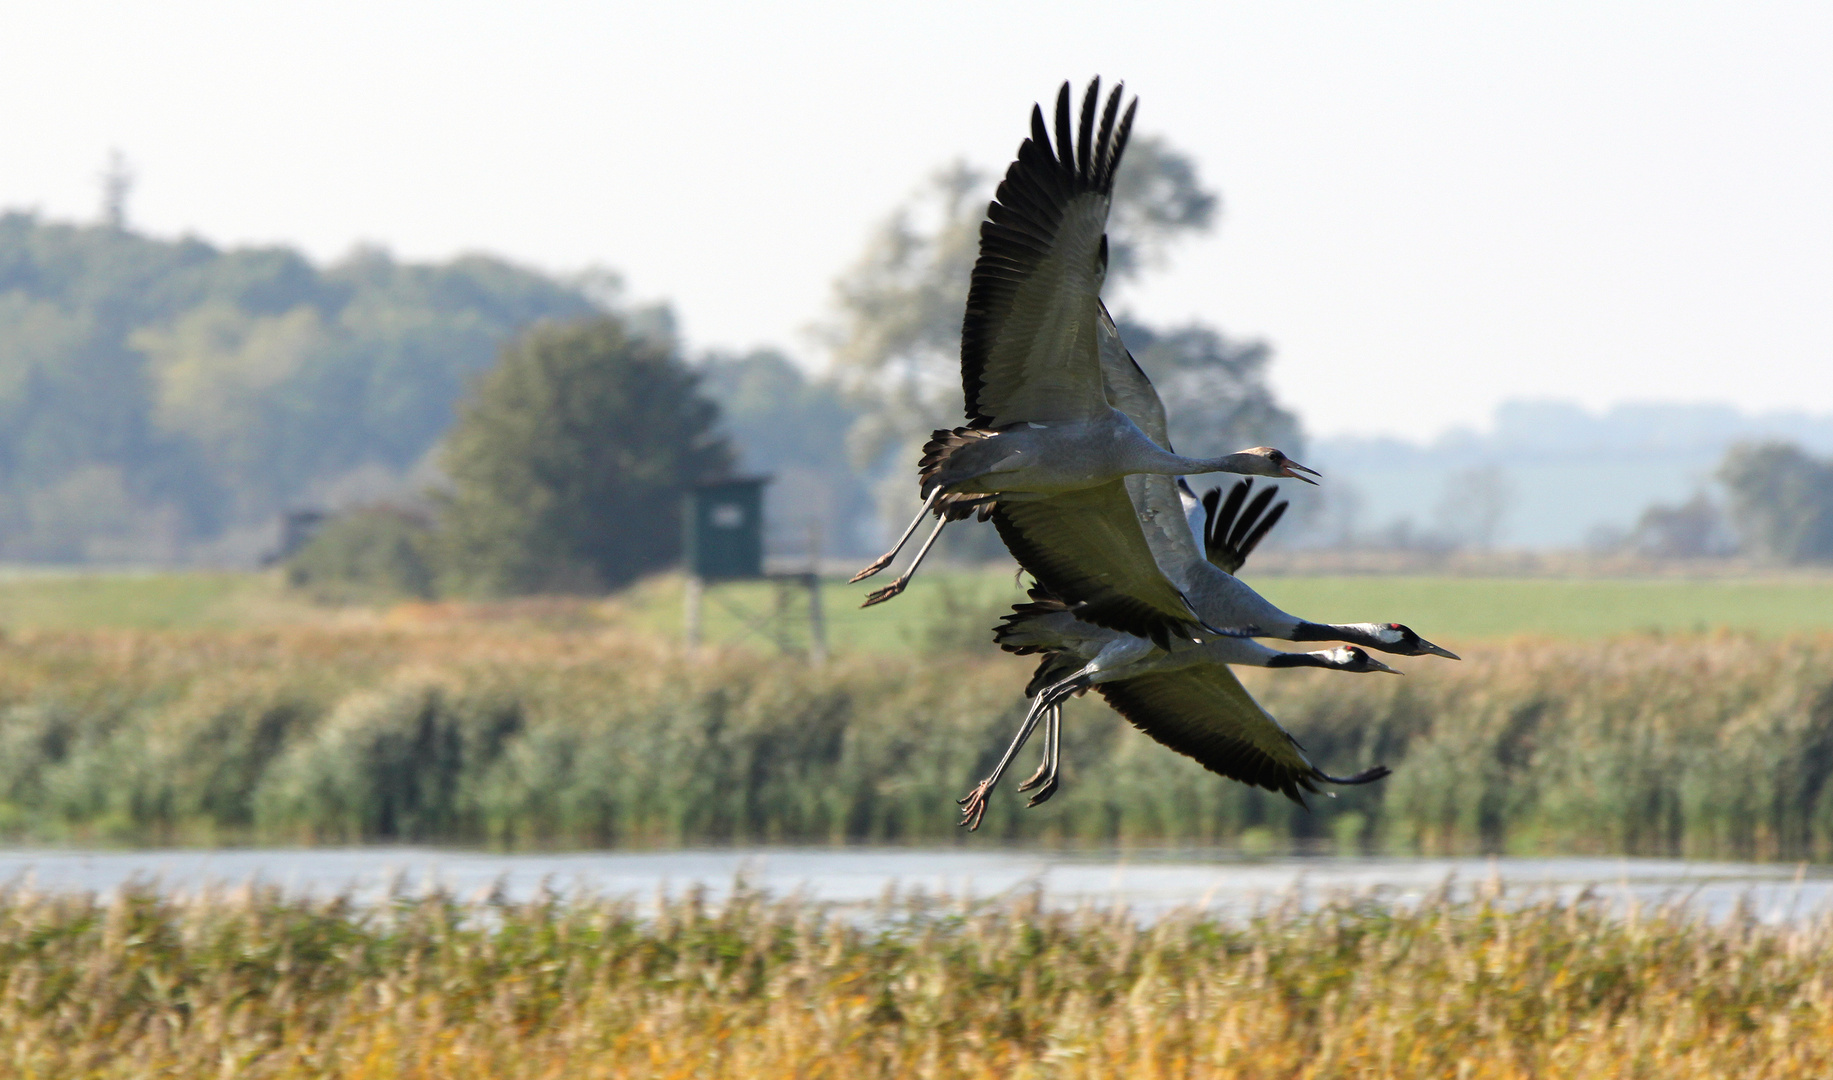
[821, 138, 1298, 556]
[1113, 317, 1302, 460]
[285, 506, 438, 603]
[696, 348, 875, 555]
[438, 316, 732, 595]
[1719, 442, 1833, 563]
[826, 141, 1223, 449]
[1627, 492, 1733, 558]
[0, 212, 599, 562]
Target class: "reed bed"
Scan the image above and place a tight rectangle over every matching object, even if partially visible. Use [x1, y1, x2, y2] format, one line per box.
[0, 623, 1830, 856]
[0, 882, 1830, 1078]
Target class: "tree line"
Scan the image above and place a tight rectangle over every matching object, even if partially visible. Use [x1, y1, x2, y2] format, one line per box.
[0, 212, 599, 563]
[1626, 442, 1833, 562]
[25, 133, 1829, 586]
[5, 132, 1317, 591]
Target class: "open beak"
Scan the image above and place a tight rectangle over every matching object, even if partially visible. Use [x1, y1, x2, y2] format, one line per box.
[1281, 460, 1321, 485]
[1417, 639, 1461, 661]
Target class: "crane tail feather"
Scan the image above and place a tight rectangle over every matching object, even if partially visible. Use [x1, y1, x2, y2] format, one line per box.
[1314, 765, 1392, 787]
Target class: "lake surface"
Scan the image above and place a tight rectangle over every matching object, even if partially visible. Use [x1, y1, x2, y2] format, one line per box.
[2, 847, 1829, 923]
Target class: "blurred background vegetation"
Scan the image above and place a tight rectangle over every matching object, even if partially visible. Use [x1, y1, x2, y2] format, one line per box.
[0, 133, 1311, 582]
[5, 133, 1833, 861]
[0, 212, 598, 564]
[9, 141, 1833, 586]
[0, 610, 1828, 858]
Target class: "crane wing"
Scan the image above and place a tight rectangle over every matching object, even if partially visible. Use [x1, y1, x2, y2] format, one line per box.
[993, 588, 1115, 656]
[991, 480, 1204, 648]
[963, 80, 1138, 428]
[1092, 299, 1217, 590]
[1200, 481, 1289, 575]
[1095, 664, 1324, 804]
[1096, 301, 1168, 446]
[1125, 474, 1207, 593]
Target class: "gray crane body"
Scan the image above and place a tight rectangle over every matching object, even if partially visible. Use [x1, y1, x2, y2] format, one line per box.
[1126, 471, 1458, 658]
[1002, 602, 1399, 687]
[922, 409, 1310, 501]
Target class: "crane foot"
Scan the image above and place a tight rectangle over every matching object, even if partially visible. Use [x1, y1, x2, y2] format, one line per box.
[848, 554, 894, 583]
[957, 780, 994, 831]
[1025, 775, 1060, 807]
[860, 578, 909, 608]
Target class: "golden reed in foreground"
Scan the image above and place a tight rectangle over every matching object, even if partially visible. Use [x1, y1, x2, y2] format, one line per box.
[0, 884, 1828, 1078]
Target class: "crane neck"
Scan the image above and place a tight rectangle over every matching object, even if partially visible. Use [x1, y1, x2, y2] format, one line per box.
[1263, 648, 1364, 671]
[1290, 621, 1408, 651]
[1264, 650, 1333, 670]
[1186, 450, 1277, 477]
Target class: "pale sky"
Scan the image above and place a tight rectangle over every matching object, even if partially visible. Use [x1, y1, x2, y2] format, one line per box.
[4, 1, 1829, 439]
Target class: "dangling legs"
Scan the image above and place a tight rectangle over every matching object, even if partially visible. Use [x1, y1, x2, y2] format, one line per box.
[849, 489, 941, 583]
[1016, 699, 1052, 793]
[1018, 703, 1062, 807]
[860, 514, 948, 608]
[958, 691, 1053, 831]
[960, 676, 1083, 830]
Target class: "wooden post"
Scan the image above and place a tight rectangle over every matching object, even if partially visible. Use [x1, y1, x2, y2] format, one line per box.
[772, 576, 792, 653]
[806, 573, 827, 666]
[684, 573, 703, 652]
[804, 521, 826, 666]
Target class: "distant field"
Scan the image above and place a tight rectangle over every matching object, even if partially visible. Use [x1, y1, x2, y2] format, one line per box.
[2, 567, 1832, 649]
[613, 569, 1033, 654]
[0, 570, 260, 630]
[1247, 574, 1833, 644]
[619, 570, 1833, 654]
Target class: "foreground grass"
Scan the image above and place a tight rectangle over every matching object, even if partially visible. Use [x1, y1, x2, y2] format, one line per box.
[1, 884, 1829, 1078]
[1, 622, 1831, 856]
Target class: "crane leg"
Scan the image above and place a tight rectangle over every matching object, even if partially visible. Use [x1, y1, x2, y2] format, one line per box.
[958, 692, 1053, 831]
[849, 489, 941, 583]
[1019, 704, 1062, 807]
[1016, 701, 1056, 792]
[960, 674, 1086, 830]
[860, 515, 947, 608]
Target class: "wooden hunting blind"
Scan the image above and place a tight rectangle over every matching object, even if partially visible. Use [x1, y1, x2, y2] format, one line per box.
[681, 477, 826, 663]
[684, 477, 767, 581]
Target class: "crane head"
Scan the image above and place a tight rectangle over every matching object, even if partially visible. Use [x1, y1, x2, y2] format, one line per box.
[1329, 646, 1402, 674]
[1238, 447, 1321, 485]
[1372, 623, 1460, 660]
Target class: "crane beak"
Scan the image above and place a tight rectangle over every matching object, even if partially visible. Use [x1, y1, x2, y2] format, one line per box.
[1417, 639, 1460, 660]
[1370, 658, 1403, 674]
[1280, 460, 1321, 485]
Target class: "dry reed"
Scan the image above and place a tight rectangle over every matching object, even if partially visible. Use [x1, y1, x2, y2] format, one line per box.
[0, 882, 1828, 1078]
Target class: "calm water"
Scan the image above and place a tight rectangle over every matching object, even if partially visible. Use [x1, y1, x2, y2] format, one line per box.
[2, 847, 1829, 923]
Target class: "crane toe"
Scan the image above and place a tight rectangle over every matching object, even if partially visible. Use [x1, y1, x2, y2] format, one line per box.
[957, 780, 995, 830]
[861, 579, 910, 607]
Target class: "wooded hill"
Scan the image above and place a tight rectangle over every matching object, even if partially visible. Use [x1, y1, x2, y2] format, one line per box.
[0, 212, 600, 563]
